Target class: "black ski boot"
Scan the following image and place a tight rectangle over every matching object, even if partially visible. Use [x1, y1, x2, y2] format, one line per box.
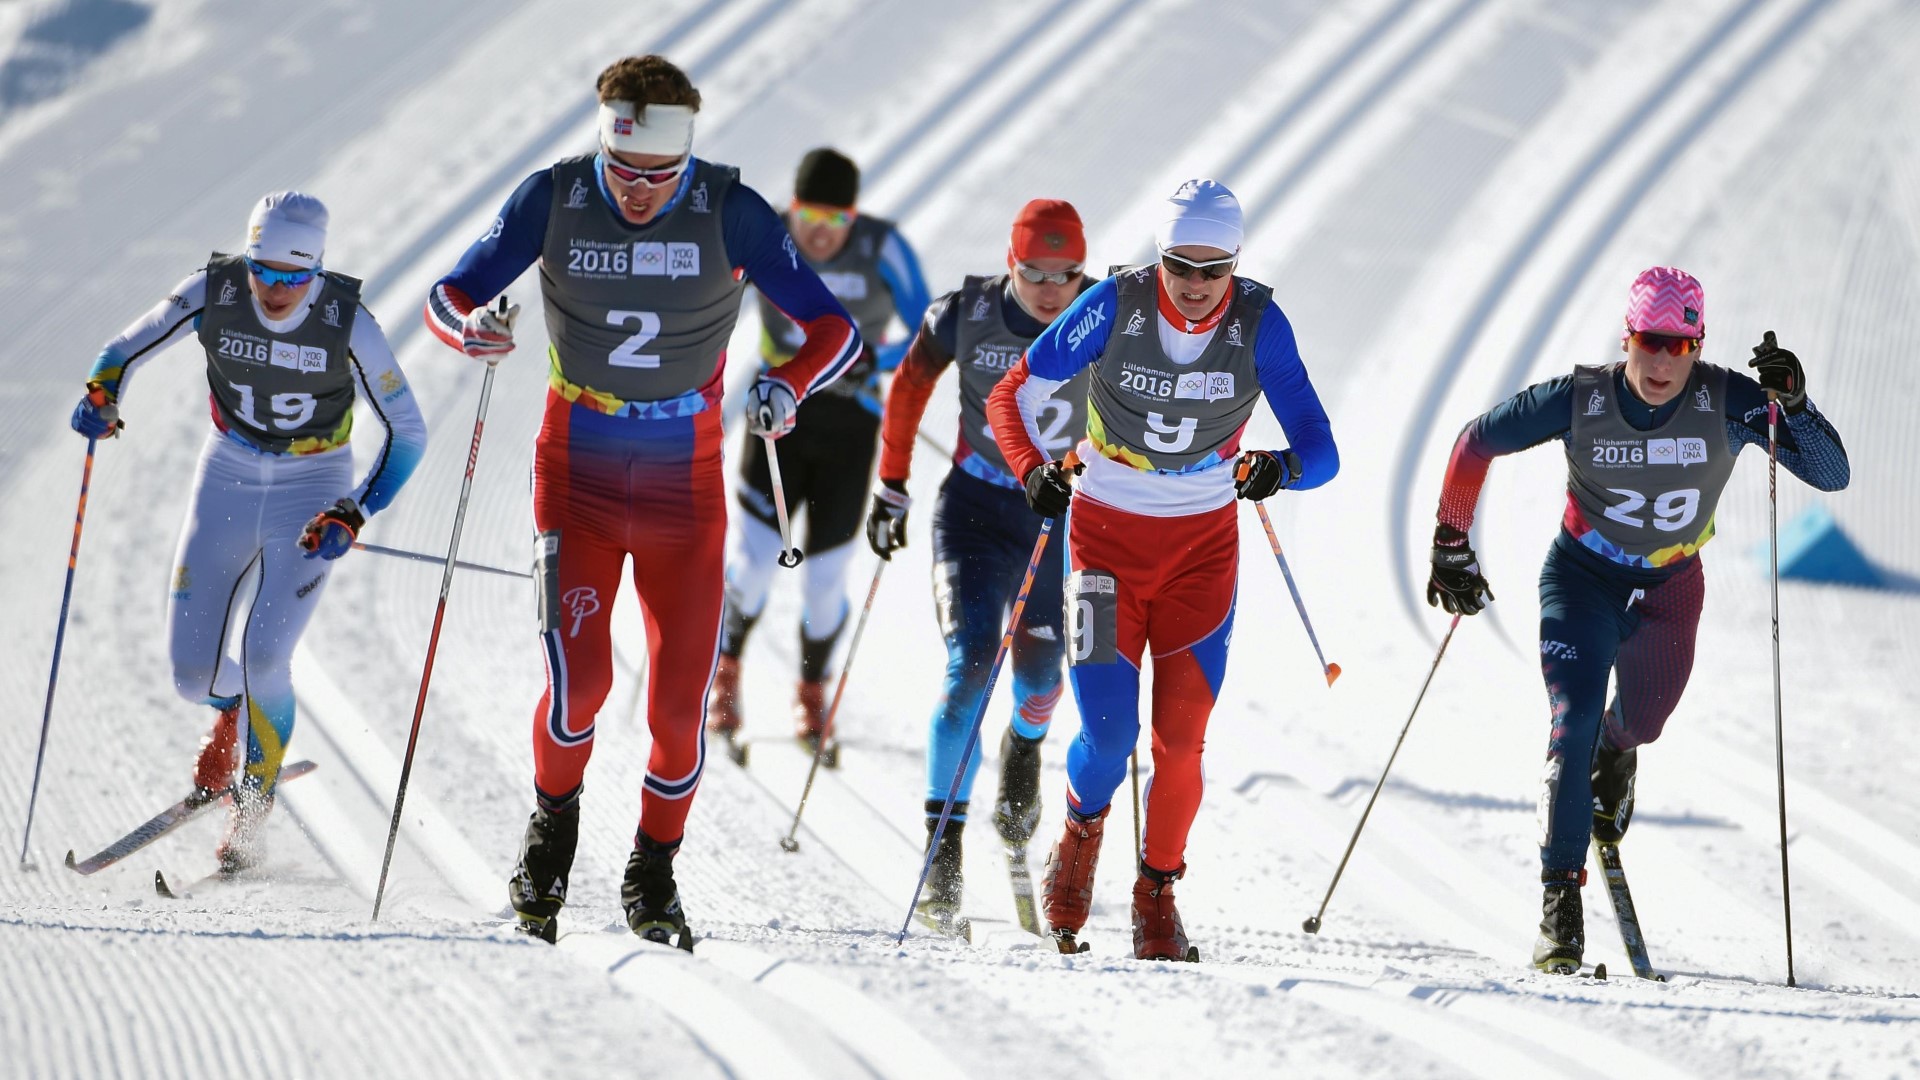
[992, 730, 1043, 845]
[1590, 732, 1638, 844]
[915, 804, 970, 939]
[1531, 867, 1586, 973]
[508, 797, 579, 943]
[621, 830, 694, 952]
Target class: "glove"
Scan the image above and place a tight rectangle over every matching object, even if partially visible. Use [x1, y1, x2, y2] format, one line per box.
[70, 382, 122, 439]
[1233, 449, 1301, 500]
[1022, 458, 1082, 519]
[1426, 523, 1494, 616]
[460, 299, 520, 362]
[1747, 330, 1806, 415]
[865, 481, 911, 560]
[299, 498, 364, 561]
[746, 376, 799, 438]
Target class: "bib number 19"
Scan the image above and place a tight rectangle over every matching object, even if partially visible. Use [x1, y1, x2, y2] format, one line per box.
[232, 383, 317, 431]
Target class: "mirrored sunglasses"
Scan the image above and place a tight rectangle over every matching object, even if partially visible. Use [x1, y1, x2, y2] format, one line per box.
[1159, 251, 1236, 281]
[792, 203, 854, 228]
[1013, 261, 1084, 286]
[602, 148, 688, 188]
[1629, 329, 1702, 357]
[244, 258, 320, 288]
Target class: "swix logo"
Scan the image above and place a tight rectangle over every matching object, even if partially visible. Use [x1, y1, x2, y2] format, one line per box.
[562, 587, 600, 637]
[1121, 309, 1146, 337]
[1693, 385, 1712, 412]
[216, 281, 239, 306]
[1585, 389, 1606, 416]
[781, 233, 798, 270]
[322, 300, 341, 328]
[566, 178, 589, 209]
[1066, 304, 1106, 350]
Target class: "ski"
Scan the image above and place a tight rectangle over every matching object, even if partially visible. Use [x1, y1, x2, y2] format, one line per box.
[1005, 840, 1041, 936]
[912, 901, 974, 943]
[64, 760, 317, 876]
[1594, 839, 1665, 981]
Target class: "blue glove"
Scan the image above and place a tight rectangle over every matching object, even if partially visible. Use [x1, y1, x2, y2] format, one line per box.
[70, 383, 121, 439]
[300, 498, 364, 561]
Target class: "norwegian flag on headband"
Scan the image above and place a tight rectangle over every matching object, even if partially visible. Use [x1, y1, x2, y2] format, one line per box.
[613, 117, 634, 136]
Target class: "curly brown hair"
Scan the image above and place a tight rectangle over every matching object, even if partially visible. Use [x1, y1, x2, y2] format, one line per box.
[596, 55, 701, 112]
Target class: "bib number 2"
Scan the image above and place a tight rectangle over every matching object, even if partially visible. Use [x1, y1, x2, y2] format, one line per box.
[982, 400, 1075, 456]
[607, 309, 662, 369]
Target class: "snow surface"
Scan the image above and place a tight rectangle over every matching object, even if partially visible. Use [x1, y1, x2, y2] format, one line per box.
[4, 0, 1920, 1076]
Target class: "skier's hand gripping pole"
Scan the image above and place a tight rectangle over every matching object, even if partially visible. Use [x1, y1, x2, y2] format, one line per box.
[1243, 482, 1340, 686]
[1302, 614, 1461, 935]
[1765, 386, 1797, 986]
[372, 296, 506, 921]
[781, 559, 887, 852]
[18, 435, 102, 869]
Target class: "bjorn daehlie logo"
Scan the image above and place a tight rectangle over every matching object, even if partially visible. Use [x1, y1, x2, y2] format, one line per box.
[562, 587, 600, 637]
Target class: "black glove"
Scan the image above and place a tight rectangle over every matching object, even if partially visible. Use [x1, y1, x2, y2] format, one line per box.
[299, 498, 365, 561]
[1426, 524, 1493, 616]
[865, 481, 911, 560]
[1022, 459, 1082, 519]
[1747, 330, 1806, 415]
[1234, 450, 1301, 500]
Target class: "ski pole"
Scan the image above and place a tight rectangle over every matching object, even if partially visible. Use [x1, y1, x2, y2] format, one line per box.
[18, 434, 103, 869]
[781, 559, 887, 852]
[1302, 613, 1461, 934]
[1251, 501, 1341, 687]
[763, 435, 803, 568]
[372, 298, 506, 921]
[1766, 391, 1796, 986]
[351, 540, 529, 580]
[899, 519, 1055, 942]
[1129, 749, 1143, 861]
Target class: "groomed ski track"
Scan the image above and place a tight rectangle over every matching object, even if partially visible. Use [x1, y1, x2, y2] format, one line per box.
[5, 0, 1920, 1077]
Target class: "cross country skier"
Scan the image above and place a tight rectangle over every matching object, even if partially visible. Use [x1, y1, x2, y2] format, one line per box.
[1421, 266, 1850, 973]
[986, 180, 1339, 959]
[865, 199, 1092, 933]
[708, 148, 930, 759]
[69, 191, 427, 872]
[423, 55, 860, 948]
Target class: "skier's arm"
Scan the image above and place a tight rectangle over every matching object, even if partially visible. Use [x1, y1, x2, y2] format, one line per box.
[876, 292, 961, 486]
[1724, 371, 1850, 492]
[424, 171, 551, 349]
[1435, 375, 1576, 533]
[726, 184, 861, 400]
[85, 272, 208, 401]
[872, 227, 932, 373]
[343, 307, 428, 515]
[1251, 301, 1337, 490]
[988, 277, 1117, 481]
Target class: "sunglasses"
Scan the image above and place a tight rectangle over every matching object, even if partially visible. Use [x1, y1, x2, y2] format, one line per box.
[1013, 261, 1084, 286]
[244, 258, 320, 288]
[602, 148, 688, 188]
[1628, 329, 1702, 357]
[792, 203, 855, 228]
[1159, 251, 1236, 281]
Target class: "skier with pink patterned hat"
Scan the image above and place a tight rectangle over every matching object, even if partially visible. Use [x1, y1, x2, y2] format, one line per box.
[1421, 265, 1850, 973]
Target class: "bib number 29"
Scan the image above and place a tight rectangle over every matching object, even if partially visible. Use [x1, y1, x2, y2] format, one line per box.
[231, 383, 316, 432]
[607, 309, 661, 369]
[1604, 487, 1700, 532]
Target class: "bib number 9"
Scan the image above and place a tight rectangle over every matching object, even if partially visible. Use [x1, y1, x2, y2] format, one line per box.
[1603, 486, 1701, 532]
[607, 309, 662, 368]
[231, 383, 317, 432]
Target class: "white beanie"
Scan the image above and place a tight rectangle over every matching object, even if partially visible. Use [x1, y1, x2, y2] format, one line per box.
[245, 191, 328, 269]
[1155, 178, 1243, 255]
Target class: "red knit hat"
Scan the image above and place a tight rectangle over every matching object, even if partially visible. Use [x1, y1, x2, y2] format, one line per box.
[1009, 199, 1085, 263]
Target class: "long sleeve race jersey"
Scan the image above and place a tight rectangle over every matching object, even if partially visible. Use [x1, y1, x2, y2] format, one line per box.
[1437, 361, 1850, 581]
[426, 153, 860, 415]
[988, 266, 1338, 517]
[756, 213, 928, 413]
[878, 273, 1094, 490]
[86, 262, 427, 514]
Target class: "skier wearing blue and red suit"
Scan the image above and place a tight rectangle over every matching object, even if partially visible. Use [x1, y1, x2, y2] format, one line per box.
[987, 180, 1338, 959]
[1422, 266, 1849, 971]
[424, 56, 860, 946]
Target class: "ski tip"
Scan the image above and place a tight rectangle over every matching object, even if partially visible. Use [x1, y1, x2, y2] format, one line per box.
[1301, 915, 1321, 935]
[1324, 662, 1342, 687]
[154, 871, 176, 900]
[1185, 946, 1201, 963]
[62, 850, 76, 871]
[1593, 962, 1607, 981]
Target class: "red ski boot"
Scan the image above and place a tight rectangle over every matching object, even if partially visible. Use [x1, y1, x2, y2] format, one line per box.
[192, 704, 241, 797]
[1132, 861, 1198, 962]
[1041, 807, 1108, 953]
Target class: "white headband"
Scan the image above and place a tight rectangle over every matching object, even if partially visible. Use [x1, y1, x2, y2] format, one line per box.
[598, 101, 696, 157]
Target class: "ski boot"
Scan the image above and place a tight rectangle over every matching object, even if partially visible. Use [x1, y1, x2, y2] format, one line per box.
[1042, 806, 1108, 954]
[914, 807, 970, 939]
[1590, 734, 1637, 844]
[792, 679, 837, 768]
[992, 729, 1043, 845]
[1531, 867, 1587, 974]
[622, 831, 694, 952]
[1132, 861, 1198, 962]
[191, 703, 241, 803]
[215, 782, 273, 875]
[507, 798, 579, 943]
[705, 656, 748, 766]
